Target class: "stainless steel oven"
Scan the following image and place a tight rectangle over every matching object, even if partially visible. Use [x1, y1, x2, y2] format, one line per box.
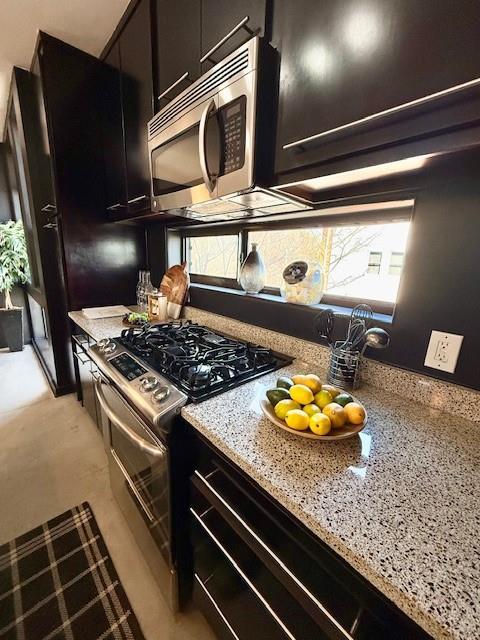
[147, 37, 311, 221]
[94, 376, 178, 611]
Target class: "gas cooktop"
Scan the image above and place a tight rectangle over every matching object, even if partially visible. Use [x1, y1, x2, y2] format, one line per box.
[117, 321, 292, 402]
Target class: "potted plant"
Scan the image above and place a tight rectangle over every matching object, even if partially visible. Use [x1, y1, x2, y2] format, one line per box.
[0, 220, 30, 351]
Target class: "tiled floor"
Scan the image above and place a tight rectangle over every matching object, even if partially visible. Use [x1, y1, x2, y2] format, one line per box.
[0, 345, 215, 640]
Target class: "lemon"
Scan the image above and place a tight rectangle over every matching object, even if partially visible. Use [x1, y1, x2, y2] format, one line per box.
[303, 374, 322, 393]
[313, 389, 333, 409]
[274, 399, 301, 420]
[291, 374, 309, 386]
[309, 413, 331, 435]
[321, 384, 341, 399]
[303, 403, 321, 417]
[289, 384, 314, 405]
[344, 402, 366, 425]
[285, 409, 309, 430]
[323, 402, 346, 428]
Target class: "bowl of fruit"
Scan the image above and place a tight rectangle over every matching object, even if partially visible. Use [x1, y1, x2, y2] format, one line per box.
[261, 374, 367, 440]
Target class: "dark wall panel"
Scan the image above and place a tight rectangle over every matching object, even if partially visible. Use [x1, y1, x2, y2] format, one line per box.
[187, 148, 480, 391]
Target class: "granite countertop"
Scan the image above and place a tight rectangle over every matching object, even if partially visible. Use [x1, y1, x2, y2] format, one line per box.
[68, 308, 479, 639]
[69, 309, 136, 341]
[182, 362, 480, 640]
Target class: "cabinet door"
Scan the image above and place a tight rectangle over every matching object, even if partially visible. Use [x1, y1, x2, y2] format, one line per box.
[119, 0, 154, 206]
[201, 0, 266, 71]
[154, 0, 201, 109]
[102, 43, 127, 212]
[273, 0, 480, 177]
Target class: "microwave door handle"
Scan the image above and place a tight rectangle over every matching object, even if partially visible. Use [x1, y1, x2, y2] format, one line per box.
[199, 98, 217, 193]
[94, 378, 165, 459]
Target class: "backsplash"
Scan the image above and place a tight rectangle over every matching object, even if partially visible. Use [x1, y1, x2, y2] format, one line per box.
[183, 306, 480, 424]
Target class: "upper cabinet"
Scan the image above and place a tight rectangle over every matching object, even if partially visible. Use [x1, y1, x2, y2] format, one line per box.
[200, 0, 267, 72]
[101, 0, 153, 216]
[120, 0, 154, 207]
[272, 0, 480, 179]
[154, 0, 201, 108]
[102, 42, 127, 214]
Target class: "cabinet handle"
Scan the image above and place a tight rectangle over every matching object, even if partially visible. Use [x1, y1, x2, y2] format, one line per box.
[191, 507, 297, 640]
[200, 16, 253, 64]
[194, 469, 354, 640]
[283, 75, 480, 150]
[73, 350, 90, 365]
[127, 194, 148, 204]
[194, 574, 240, 640]
[41, 203, 56, 213]
[158, 72, 191, 101]
[42, 222, 57, 230]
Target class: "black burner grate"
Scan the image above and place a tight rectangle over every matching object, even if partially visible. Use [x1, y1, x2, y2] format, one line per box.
[116, 321, 292, 402]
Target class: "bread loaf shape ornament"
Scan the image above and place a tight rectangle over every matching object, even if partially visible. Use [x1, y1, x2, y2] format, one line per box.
[160, 262, 190, 320]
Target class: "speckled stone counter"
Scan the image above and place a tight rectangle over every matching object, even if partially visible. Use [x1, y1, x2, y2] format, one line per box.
[68, 309, 136, 341]
[182, 361, 480, 640]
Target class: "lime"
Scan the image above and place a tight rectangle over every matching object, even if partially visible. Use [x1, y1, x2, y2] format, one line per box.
[277, 376, 294, 390]
[266, 388, 290, 407]
[335, 393, 354, 407]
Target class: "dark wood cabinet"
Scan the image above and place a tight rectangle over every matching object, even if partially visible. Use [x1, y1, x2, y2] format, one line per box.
[6, 35, 146, 394]
[101, 0, 153, 217]
[201, 0, 267, 72]
[272, 0, 480, 179]
[189, 432, 432, 640]
[102, 43, 127, 213]
[119, 0, 154, 206]
[154, 0, 201, 108]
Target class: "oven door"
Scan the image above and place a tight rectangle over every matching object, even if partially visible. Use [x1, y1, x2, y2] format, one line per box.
[94, 377, 178, 611]
[149, 96, 221, 212]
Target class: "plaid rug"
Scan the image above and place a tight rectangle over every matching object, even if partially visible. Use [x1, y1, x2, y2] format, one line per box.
[0, 503, 144, 640]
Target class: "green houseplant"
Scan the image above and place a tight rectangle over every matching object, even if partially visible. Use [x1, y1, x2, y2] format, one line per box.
[0, 220, 30, 351]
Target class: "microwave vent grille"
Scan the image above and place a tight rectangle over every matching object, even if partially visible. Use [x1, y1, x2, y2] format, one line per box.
[148, 47, 251, 138]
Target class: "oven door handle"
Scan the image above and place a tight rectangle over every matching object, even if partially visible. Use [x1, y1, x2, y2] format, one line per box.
[94, 378, 165, 459]
[199, 98, 217, 193]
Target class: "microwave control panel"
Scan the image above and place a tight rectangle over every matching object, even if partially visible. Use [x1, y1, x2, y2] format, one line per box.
[219, 96, 246, 175]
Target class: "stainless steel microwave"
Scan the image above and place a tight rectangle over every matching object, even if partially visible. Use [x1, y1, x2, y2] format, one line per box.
[147, 38, 311, 221]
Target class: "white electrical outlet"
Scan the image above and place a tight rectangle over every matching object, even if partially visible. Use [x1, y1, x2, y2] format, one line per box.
[424, 331, 464, 373]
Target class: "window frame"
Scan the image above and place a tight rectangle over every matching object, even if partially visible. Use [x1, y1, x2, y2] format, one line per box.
[181, 210, 412, 315]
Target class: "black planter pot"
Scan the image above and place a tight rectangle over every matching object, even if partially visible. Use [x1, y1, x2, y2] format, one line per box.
[0, 308, 24, 352]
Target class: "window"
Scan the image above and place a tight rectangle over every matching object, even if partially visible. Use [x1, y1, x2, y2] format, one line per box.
[184, 217, 411, 309]
[186, 234, 239, 280]
[367, 252, 382, 274]
[389, 252, 404, 276]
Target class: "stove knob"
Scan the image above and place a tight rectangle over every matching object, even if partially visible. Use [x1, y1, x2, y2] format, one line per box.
[140, 376, 158, 392]
[152, 386, 170, 403]
[97, 338, 111, 349]
[103, 341, 117, 354]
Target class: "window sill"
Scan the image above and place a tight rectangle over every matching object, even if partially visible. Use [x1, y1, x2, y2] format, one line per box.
[187, 283, 392, 346]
